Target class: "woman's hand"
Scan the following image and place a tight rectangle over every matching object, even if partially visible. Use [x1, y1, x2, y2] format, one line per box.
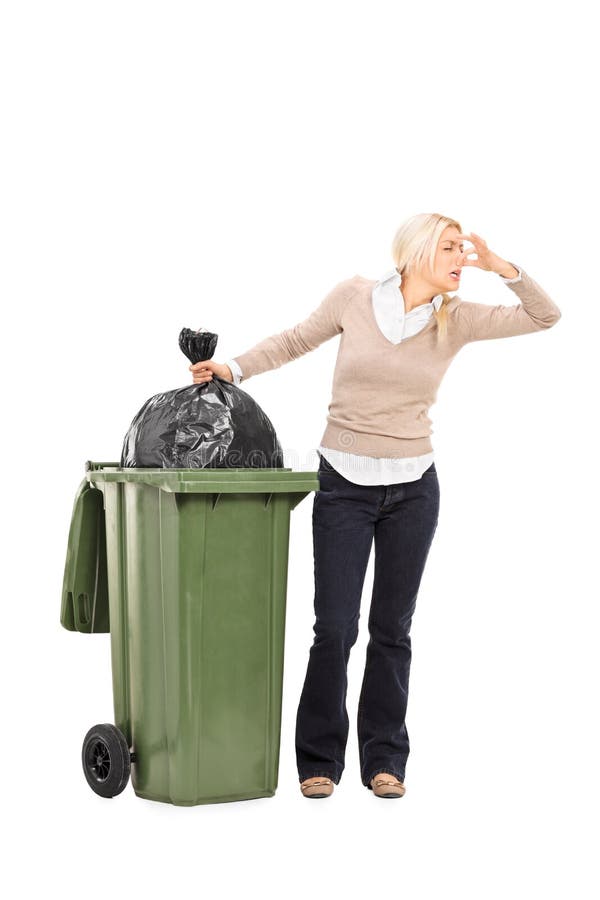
[189, 360, 233, 384]
[455, 232, 518, 278]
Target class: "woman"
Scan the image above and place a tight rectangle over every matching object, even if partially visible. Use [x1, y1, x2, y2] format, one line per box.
[189, 213, 561, 800]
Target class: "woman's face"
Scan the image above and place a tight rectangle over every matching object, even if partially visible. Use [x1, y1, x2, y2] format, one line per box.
[433, 225, 466, 291]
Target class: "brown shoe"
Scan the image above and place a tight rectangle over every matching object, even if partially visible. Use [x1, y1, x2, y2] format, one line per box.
[370, 774, 406, 798]
[300, 777, 334, 798]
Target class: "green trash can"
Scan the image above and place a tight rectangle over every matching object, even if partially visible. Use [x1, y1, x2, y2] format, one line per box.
[61, 461, 318, 806]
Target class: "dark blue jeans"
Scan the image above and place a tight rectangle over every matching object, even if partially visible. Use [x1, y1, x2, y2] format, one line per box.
[295, 452, 440, 789]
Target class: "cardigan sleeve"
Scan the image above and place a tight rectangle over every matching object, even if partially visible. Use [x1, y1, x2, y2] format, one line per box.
[459, 263, 562, 342]
[231, 277, 358, 381]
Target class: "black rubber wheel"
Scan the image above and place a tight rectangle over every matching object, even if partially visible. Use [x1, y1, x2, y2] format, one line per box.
[82, 723, 131, 798]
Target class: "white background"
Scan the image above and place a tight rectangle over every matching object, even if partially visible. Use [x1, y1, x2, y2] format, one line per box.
[2, 1, 598, 897]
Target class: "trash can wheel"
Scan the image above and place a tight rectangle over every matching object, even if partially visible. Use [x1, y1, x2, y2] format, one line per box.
[82, 723, 131, 798]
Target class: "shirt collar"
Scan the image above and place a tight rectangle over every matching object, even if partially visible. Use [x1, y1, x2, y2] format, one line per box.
[378, 268, 444, 312]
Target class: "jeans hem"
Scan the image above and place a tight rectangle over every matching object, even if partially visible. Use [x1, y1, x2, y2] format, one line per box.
[298, 771, 340, 784]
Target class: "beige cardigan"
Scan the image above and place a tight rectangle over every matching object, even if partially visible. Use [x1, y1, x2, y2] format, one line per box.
[232, 266, 561, 458]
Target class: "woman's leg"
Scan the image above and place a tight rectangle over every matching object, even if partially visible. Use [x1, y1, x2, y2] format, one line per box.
[357, 464, 440, 789]
[295, 457, 378, 784]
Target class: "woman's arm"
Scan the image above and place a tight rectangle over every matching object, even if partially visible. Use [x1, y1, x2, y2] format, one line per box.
[229, 276, 359, 382]
[225, 358, 243, 386]
[459, 263, 562, 342]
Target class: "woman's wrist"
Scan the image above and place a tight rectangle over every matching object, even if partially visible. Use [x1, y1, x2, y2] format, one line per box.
[493, 259, 520, 279]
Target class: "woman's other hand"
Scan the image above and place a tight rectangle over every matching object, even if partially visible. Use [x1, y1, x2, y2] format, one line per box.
[454, 231, 517, 277]
[189, 360, 233, 383]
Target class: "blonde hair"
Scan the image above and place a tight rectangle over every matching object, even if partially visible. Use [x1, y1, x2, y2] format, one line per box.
[391, 212, 462, 342]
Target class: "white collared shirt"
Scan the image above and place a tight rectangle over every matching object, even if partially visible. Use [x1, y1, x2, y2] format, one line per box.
[371, 268, 445, 343]
[226, 265, 522, 484]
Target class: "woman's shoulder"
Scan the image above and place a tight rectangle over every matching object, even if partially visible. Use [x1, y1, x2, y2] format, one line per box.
[445, 292, 464, 312]
[340, 273, 377, 289]
[330, 274, 375, 299]
[354, 274, 379, 287]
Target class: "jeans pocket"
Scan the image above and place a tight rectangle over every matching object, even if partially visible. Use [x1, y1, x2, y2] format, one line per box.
[318, 453, 336, 473]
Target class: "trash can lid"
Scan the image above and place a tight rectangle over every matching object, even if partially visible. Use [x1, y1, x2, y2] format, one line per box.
[85, 462, 320, 495]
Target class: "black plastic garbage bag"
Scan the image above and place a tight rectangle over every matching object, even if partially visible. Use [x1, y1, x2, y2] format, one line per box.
[120, 328, 284, 469]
